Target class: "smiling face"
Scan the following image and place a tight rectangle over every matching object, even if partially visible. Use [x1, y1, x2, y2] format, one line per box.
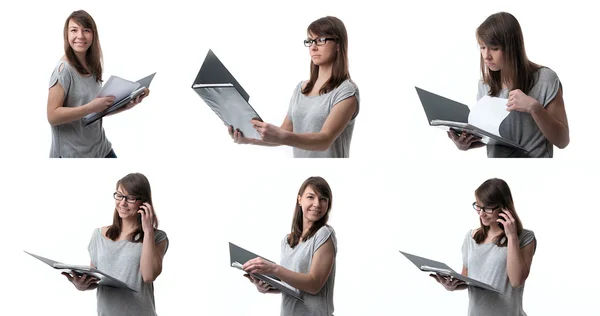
[297, 185, 329, 224]
[475, 197, 502, 227]
[479, 41, 504, 72]
[114, 185, 143, 221]
[307, 31, 338, 67]
[67, 19, 93, 55]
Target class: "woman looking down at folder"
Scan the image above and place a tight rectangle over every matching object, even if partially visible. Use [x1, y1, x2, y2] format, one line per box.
[242, 176, 337, 316]
[61, 173, 168, 316]
[448, 12, 569, 157]
[228, 16, 359, 158]
[430, 178, 536, 316]
[47, 10, 150, 158]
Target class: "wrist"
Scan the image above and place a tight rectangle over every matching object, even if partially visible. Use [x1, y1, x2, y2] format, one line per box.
[273, 264, 281, 277]
[529, 101, 544, 115]
[279, 130, 292, 146]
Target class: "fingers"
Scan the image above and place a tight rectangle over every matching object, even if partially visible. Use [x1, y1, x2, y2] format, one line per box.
[227, 125, 234, 137]
[251, 119, 265, 127]
[62, 271, 74, 282]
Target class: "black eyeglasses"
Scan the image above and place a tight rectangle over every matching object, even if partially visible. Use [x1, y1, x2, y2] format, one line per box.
[114, 192, 141, 204]
[304, 37, 336, 47]
[472, 202, 500, 214]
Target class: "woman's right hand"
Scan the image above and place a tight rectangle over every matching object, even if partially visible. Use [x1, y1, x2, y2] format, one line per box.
[88, 96, 116, 113]
[227, 124, 252, 145]
[447, 130, 482, 151]
[243, 273, 272, 293]
[62, 271, 99, 291]
[429, 273, 466, 291]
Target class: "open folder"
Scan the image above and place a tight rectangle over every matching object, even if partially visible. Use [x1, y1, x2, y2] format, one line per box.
[192, 50, 263, 139]
[399, 251, 501, 294]
[83, 73, 156, 127]
[25, 251, 137, 292]
[415, 87, 526, 152]
[229, 242, 303, 301]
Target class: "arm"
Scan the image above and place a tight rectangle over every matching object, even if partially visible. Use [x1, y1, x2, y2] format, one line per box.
[507, 87, 569, 148]
[61, 260, 99, 291]
[104, 88, 151, 117]
[529, 87, 569, 148]
[274, 238, 335, 295]
[47, 82, 114, 126]
[277, 96, 358, 151]
[244, 116, 293, 147]
[506, 237, 535, 288]
[140, 231, 168, 283]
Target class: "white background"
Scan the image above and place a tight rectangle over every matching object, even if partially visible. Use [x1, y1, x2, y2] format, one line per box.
[0, 0, 596, 159]
[0, 0, 598, 315]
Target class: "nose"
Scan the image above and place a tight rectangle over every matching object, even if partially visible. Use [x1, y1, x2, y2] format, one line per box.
[483, 48, 491, 60]
[119, 198, 128, 206]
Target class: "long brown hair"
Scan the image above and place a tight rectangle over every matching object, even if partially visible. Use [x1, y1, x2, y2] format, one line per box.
[473, 178, 523, 247]
[287, 177, 333, 248]
[476, 12, 541, 96]
[106, 173, 159, 242]
[301, 16, 351, 96]
[63, 10, 103, 83]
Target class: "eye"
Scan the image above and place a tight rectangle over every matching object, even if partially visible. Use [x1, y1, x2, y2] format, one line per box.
[320, 198, 328, 202]
[84, 29, 91, 33]
[317, 38, 327, 43]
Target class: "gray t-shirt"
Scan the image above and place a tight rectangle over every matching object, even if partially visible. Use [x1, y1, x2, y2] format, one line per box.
[48, 60, 112, 158]
[462, 229, 536, 316]
[88, 228, 169, 316]
[287, 80, 359, 158]
[280, 225, 337, 316]
[477, 67, 561, 158]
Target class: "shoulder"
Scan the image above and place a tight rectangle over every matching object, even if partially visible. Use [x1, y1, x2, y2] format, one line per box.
[336, 79, 358, 92]
[317, 224, 335, 236]
[519, 228, 535, 240]
[534, 67, 559, 84]
[300, 80, 309, 90]
[100, 226, 109, 236]
[154, 229, 168, 242]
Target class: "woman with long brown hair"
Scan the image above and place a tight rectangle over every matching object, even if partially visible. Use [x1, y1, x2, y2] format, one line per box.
[47, 10, 150, 158]
[242, 176, 337, 315]
[227, 16, 359, 158]
[430, 178, 536, 315]
[449, 12, 569, 157]
[61, 173, 168, 316]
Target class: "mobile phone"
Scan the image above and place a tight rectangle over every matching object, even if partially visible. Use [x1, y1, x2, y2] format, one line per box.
[497, 210, 506, 231]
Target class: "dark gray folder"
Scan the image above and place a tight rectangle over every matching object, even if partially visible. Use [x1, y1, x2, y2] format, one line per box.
[192, 50, 262, 139]
[229, 242, 303, 301]
[415, 87, 526, 151]
[25, 251, 137, 292]
[400, 250, 501, 294]
[83, 73, 156, 127]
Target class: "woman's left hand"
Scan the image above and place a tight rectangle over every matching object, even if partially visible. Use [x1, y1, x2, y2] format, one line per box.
[506, 89, 541, 114]
[138, 202, 155, 233]
[242, 257, 278, 276]
[497, 209, 517, 238]
[125, 88, 150, 110]
[251, 119, 286, 144]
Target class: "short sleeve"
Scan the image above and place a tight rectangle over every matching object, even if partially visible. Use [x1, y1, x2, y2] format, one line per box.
[331, 80, 359, 120]
[519, 229, 536, 254]
[49, 61, 72, 98]
[312, 225, 337, 255]
[87, 228, 100, 267]
[535, 68, 561, 108]
[154, 230, 169, 255]
[461, 230, 473, 268]
[287, 81, 304, 119]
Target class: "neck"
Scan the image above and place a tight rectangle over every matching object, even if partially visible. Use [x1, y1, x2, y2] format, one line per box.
[302, 220, 313, 235]
[74, 51, 88, 69]
[487, 225, 503, 236]
[317, 63, 333, 82]
[121, 218, 137, 234]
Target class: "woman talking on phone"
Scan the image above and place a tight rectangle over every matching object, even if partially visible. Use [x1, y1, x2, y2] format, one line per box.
[430, 178, 536, 315]
[61, 173, 168, 316]
[448, 12, 569, 157]
[242, 176, 337, 316]
[228, 16, 359, 158]
[47, 10, 150, 158]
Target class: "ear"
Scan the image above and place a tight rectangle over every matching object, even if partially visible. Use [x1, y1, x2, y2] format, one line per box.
[297, 195, 302, 205]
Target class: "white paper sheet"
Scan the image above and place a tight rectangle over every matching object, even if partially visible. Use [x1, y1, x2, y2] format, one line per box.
[468, 96, 509, 137]
[97, 75, 140, 101]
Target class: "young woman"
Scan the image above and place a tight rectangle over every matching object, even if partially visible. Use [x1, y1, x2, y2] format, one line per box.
[47, 10, 150, 158]
[242, 176, 337, 316]
[227, 16, 359, 158]
[431, 178, 536, 315]
[61, 173, 168, 316]
[448, 12, 569, 157]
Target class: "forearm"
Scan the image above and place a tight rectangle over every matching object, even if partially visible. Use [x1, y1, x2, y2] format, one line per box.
[140, 232, 162, 282]
[48, 104, 94, 126]
[280, 131, 332, 151]
[506, 236, 528, 287]
[249, 138, 282, 147]
[530, 104, 569, 149]
[274, 265, 323, 295]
